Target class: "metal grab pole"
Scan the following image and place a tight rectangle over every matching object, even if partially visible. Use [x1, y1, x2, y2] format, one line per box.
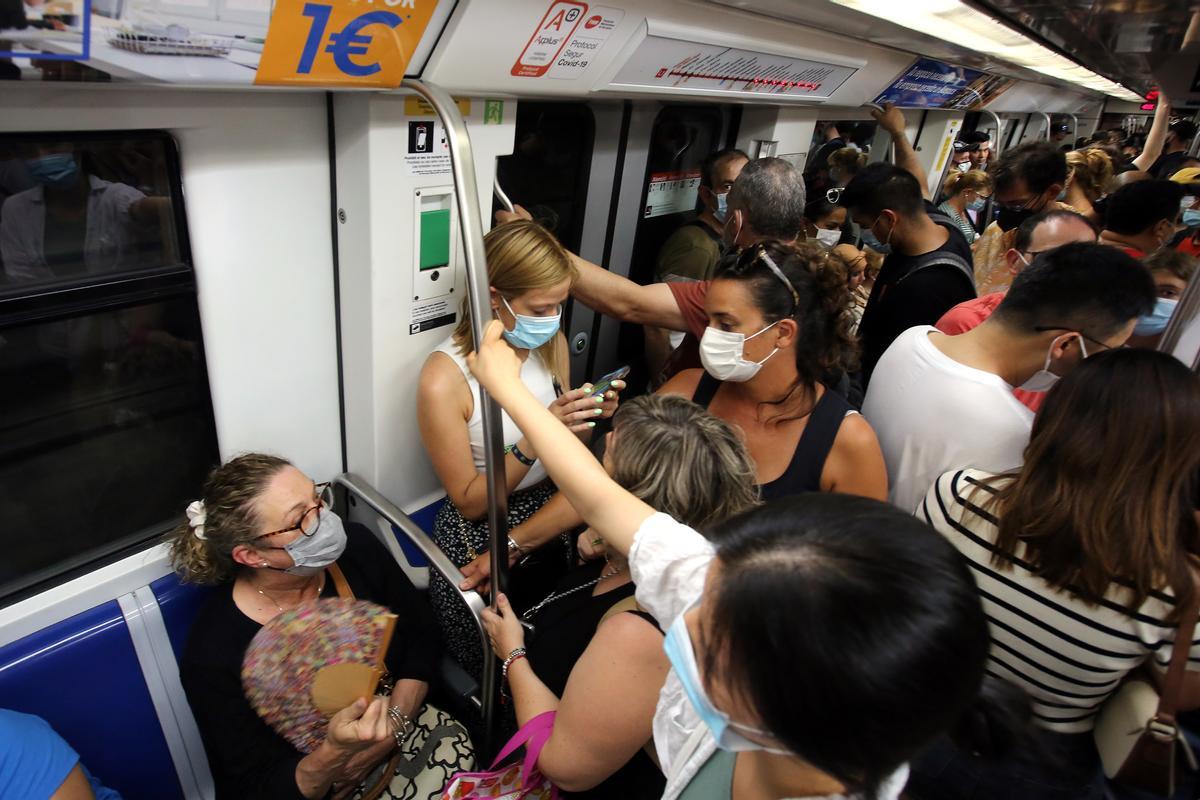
[1035, 111, 1052, 142]
[401, 78, 508, 758]
[981, 110, 1004, 159]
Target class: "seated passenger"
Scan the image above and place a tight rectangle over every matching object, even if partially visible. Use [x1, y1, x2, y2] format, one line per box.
[937, 169, 992, 244]
[659, 242, 887, 500]
[1062, 148, 1113, 225]
[863, 242, 1154, 512]
[911, 349, 1200, 798]
[935, 210, 1097, 412]
[173, 454, 469, 800]
[418, 220, 621, 677]
[802, 197, 846, 247]
[0, 709, 121, 799]
[467, 319, 1028, 800]
[973, 143, 1071, 295]
[1099, 179, 1187, 259]
[481, 394, 758, 798]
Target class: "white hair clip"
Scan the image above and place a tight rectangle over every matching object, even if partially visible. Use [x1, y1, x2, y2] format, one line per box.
[186, 500, 207, 540]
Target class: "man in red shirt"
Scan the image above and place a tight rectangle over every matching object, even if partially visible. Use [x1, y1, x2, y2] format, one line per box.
[936, 209, 1096, 411]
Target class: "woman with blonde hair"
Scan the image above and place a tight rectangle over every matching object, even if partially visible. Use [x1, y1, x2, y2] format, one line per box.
[1063, 147, 1114, 225]
[938, 169, 993, 244]
[482, 394, 759, 799]
[827, 146, 868, 188]
[418, 220, 621, 677]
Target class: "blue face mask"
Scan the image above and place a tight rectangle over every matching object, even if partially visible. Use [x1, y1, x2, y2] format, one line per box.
[713, 191, 729, 224]
[662, 607, 788, 754]
[1134, 297, 1179, 337]
[501, 296, 561, 350]
[26, 153, 80, 190]
[967, 196, 988, 212]
[859, 228, 892, 256]
[1184, 208, 1200, 228]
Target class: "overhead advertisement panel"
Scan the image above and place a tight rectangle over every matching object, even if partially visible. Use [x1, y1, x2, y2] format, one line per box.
[609, 34, 859, 100]
[0, 0, 446, 87]
[873, 57, 1014, 109]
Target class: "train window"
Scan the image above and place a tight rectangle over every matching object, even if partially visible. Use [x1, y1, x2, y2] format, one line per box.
[495, 102, 595, 255]
[0, 131, 217, 604]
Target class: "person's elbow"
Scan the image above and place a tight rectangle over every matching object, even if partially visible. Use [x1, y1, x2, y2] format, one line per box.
[448, 489, 488, 522]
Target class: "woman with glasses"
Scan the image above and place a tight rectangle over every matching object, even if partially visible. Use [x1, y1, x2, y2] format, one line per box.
[418, 220, 623, 680]
[172, 454, 472, 800]
[465, 320, 1029, 800]
[938, 169, 992, 245]
[910, 349, 1200, 799]
[659, 241, 888, 501]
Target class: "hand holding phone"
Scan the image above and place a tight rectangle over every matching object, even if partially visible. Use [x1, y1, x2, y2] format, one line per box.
[588, 365, 630, 397]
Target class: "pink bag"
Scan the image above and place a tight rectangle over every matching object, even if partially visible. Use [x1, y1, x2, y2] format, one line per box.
[440, 711, 558, 800]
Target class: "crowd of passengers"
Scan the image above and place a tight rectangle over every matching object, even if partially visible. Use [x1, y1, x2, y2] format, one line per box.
[84, 98, 1199, 800]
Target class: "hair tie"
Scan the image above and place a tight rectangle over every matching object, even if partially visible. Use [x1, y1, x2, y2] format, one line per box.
[186, 500, 207, 541]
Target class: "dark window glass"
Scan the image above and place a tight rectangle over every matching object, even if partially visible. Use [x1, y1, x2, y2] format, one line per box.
[0, 131, 217, 604]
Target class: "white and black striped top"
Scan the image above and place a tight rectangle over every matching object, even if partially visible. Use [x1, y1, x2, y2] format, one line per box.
[920, 468, 1200, 733]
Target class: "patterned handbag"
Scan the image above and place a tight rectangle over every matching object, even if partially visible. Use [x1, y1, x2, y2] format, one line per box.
[440, 711, 558, 800]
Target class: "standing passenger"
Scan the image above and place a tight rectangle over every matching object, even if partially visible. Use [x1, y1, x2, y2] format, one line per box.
[911, 349, 1200, 799]
[973, 143, 1071, 295]
[863, 243, 1154, 512]
[937, 169, 992, 244]
[1061, 148, 1113, 226]
[1098, 179, 1186, 258]
[466, 319, 1029, 800]
[417, 220, 621, 678]
[1149, 118, 1199, 180]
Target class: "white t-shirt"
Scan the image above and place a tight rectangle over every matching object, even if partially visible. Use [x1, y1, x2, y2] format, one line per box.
[629, 513, 908, 800]
[862, 326, 1034, 513]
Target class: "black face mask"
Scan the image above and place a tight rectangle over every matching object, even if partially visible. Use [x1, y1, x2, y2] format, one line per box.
[996, 205, 1036, 233]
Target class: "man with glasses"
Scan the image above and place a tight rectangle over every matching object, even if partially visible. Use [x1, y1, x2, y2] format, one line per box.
[973, 142, 1071, 296]
[863, 242, 1154, 512]
[936, 209, 1096, 411]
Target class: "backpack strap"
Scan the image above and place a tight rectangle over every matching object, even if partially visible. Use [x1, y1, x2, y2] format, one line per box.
[895, 250, 976, 289]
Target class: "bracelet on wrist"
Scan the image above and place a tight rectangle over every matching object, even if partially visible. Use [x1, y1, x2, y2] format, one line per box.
[502, 647, 528, 680]
[507, 536, 529, 556]
[509, 443, 536, 467]
[386, 705, 412, 747]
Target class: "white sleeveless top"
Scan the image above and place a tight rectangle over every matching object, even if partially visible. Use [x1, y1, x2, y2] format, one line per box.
[432, 336, 557, 491]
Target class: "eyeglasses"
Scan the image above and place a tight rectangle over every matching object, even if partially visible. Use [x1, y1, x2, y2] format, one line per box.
[995, 194, 1044, 213]
[258, 483, 334, 539]
[1032, 326, 1112, 354]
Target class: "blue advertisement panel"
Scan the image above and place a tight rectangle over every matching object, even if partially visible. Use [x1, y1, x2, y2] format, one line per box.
[873, 57, 1012, 109]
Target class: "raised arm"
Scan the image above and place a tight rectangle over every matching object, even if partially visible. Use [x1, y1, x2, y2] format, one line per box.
[496, 207, 687, 331]
[872, 103, 930, 199]
[467, 320, 655, 557]
[1133, 94, 1171, 173]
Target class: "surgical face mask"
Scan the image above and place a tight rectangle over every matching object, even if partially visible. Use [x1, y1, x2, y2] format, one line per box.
[954, 161, 971, 173]
[501, 296, 561, 350]
[1018, 334, 1088, 392]
[1180, 196, 1196, 215]
[712, 191, 729, 224]
[814, 227, 841, 247]
[860, 229, 892, 255]
[272, 508, 348, 576]
[26, 153, 80, 190]
[869, 213, 895, 249]
[829, 167, 846, 185]
[699, 322, 779, 383]
[967, 196, 988, 212]
[1134, 297, 1178, 336]
[662, 608, 788, 754]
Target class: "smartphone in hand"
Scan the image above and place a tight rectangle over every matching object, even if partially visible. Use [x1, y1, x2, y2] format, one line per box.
[589, 365, 630, 396]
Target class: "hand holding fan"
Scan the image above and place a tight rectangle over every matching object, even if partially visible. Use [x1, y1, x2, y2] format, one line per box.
[242, 597, 398, 753]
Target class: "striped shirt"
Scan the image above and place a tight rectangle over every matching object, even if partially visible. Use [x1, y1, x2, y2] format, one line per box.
[920, 468, 1200, 733]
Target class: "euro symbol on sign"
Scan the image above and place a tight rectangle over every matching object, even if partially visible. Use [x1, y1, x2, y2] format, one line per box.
[325, 9, 404, 76]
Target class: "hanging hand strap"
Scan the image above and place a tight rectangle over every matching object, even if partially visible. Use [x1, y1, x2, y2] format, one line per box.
[1157, 565, 1200, 727]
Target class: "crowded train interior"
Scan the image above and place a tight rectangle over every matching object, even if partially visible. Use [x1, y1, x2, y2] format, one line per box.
[3, 0, 1200, 798]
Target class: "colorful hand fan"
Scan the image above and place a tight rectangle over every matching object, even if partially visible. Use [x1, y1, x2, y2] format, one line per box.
[242, 597, 398, 753]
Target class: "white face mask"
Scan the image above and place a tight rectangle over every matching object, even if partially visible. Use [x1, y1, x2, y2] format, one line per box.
[814, 227, 841, 247]
[699, 322, 780, 382]
[1018, 334, 1088, 392]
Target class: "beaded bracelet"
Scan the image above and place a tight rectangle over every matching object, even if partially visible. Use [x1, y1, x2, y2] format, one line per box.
[502, 647, 528, 680]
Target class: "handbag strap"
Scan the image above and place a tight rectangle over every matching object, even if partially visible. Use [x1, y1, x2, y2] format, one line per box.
[327, 563, 355, 599]
[1157, 566, 1200, 724]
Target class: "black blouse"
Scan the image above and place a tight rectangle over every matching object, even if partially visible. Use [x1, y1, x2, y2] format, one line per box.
[523, 561, 666, 800]
[180, 523, 442, 800]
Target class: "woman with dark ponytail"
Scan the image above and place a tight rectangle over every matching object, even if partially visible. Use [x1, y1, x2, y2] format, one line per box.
[659, 240, 887, 500]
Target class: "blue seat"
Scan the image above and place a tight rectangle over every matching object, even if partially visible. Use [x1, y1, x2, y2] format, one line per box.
[0, 600, 184, 800]
[152, 572, 213, 664]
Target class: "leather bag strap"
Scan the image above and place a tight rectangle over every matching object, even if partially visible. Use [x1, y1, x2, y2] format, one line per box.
[1157, 564, 1200, 723]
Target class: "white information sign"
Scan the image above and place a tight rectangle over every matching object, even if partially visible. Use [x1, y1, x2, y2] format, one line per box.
[611, 35, 858, 99]
[403, 119, 451, 177]
[644, 170, 701, 218]
[547, 6, 625, 79]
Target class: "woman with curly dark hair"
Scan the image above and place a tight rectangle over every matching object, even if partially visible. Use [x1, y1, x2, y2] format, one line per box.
[658, 240, 887, 500]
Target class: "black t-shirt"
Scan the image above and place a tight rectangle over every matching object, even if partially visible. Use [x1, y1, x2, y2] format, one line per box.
[179, 523, 442, 800]
[857, 201, 975, 387]
[1149, 150, 1190, 180]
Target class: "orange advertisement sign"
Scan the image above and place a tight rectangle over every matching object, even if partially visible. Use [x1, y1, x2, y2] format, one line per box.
[256, 0, 439, 87]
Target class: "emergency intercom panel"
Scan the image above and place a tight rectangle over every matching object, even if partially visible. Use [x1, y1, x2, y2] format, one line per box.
[413, 186, 458, 302]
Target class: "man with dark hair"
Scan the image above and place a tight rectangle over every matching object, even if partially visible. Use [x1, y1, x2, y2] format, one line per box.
[863, 242, 1154, 511]
[1099, 179, 1186, 258]
[1149, 119, 1199, 180]
[973, 142, 1070, 295]
[960, 130, 991, 171]
[841, 104, 974, 388]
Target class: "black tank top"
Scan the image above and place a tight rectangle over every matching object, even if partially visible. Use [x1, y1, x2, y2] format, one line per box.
[692, 372, 852, 501]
